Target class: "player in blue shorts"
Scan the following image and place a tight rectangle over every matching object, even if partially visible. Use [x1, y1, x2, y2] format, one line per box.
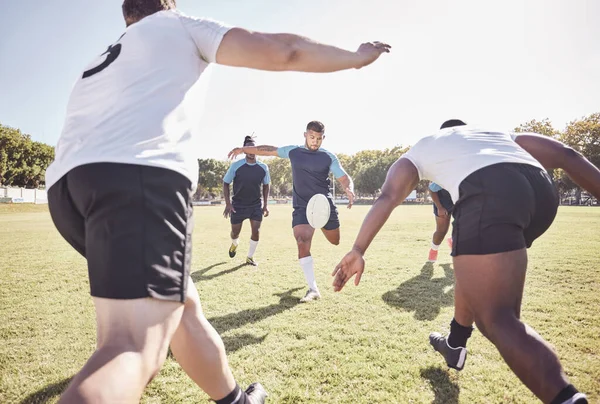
[427, 182, 454, 262]
[228, 121, 355, 302]
[223, 135, 271, 266]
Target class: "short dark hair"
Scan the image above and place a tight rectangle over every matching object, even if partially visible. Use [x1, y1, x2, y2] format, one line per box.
[243, 135, 255, 146]
[122, 0, 176, 25]
[440, 119, 467, 129]
[306, 121, 325, 133]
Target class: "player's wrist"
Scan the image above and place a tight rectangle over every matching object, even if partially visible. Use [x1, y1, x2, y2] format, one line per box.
[351, 245, 365, 256]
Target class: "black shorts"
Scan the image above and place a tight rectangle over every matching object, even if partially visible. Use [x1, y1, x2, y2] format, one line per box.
[48, 163, 193, 302]
[433, 189, 454, 217]
[292, 197, 340, 230]
[231, 205, 263, 225]
[451, 163, 559, 256]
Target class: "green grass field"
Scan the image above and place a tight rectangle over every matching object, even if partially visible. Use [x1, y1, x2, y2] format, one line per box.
[1, 204, 599, 403]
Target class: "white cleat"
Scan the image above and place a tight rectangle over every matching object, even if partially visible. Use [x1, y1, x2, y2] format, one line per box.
[300, 288, 321, 303]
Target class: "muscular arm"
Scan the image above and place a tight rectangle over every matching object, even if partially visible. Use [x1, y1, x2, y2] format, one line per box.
[515, 134, 600, 199]
[243, 145, 279, 157]
[352, 159, 420, 255]
[216, 29, 389, 72]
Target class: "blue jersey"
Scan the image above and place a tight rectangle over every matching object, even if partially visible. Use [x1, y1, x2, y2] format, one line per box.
[277, 145, 347, 208]
[429, 182, 443, 192]
[223, 159, 270, 208]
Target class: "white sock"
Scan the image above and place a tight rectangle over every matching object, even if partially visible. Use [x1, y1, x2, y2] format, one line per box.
[431, 242, 440, 250]
[299, 256, 318, 291]
[248, 239, 258, 258]
[231, 238, 239, 246]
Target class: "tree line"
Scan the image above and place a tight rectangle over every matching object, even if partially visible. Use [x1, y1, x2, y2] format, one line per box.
[2, 114, 598, 204]
[0, 124, 55, 188]
[195, 113, 600, 203]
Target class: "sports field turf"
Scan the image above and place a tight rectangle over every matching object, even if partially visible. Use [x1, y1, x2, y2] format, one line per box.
[1, 204, 598, 403]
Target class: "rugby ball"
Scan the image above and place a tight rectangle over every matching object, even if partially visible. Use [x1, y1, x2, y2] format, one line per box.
[306, 194, 331, 229]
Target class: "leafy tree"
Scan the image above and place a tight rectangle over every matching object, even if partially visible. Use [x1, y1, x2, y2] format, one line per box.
[0, 124, 54, 187]
[264, 157, 292, 197]
[558, 113, 600, 204]
[514, 118, 560, 138]
[196, 158, 228, 199]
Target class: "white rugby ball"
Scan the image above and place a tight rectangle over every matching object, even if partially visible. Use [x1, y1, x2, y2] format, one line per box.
[306, 194, 331, 229]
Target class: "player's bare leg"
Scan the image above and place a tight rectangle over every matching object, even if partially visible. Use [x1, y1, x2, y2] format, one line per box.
[321, 227, 340, 245]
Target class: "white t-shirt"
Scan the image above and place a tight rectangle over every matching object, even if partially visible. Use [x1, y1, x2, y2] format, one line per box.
[401, 125, 545, 202]
[45, 10, 232, 189]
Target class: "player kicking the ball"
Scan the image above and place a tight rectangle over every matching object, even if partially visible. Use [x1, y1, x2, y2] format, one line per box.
[223, 135, 271, 266]
[332, 120, 597, 403]
[228, 121, 355, 302]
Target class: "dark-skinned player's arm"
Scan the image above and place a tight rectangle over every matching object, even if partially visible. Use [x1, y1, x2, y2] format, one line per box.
[515, 134, 600, 199]
[223, 182, 235, 218]
[262, 183, 270, 217]
[332, 158, 420, 292]
[228, 145, 279, 159]
[222, 163, 237, 218]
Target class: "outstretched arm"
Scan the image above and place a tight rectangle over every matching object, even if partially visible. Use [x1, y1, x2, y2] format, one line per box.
[216, 29, 390, 72]
[332, 158, 420, 291]
[352, 159, 419, 255]
[228, 145, 279, 159]
[515, 134, 600, 199]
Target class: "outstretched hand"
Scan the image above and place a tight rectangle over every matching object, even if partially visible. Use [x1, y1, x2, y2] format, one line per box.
[331, 249, 365, 292]
[355, 41, 391, 69]
[228, 147, 244, 160]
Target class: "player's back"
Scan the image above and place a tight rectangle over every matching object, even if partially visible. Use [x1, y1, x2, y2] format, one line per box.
[47, 10, 228, 189]
[403, 125, 545, 201]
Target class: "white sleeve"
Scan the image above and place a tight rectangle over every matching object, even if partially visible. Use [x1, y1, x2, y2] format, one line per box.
[400, 140, 426, 180]
[178, 13, 232, 63]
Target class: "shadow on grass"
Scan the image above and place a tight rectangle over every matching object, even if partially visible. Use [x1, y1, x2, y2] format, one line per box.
[208, 287, 303, 352]
[209, 287, 303, 334]
[420, 366, 460, 404]
[382, 262, 454, 321]
[20, 377, 72, 404]
[191, 261, 247, 282]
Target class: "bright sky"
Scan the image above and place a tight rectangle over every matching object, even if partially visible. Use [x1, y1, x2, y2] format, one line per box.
[1, 0, 599, 159]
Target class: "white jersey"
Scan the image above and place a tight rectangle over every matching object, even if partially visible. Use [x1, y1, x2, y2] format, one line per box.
[401, 125, 545, 202]
[45, 10, 231, 189]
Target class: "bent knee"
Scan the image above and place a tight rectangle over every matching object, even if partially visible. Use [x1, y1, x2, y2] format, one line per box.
[475, 310, 520, 342]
